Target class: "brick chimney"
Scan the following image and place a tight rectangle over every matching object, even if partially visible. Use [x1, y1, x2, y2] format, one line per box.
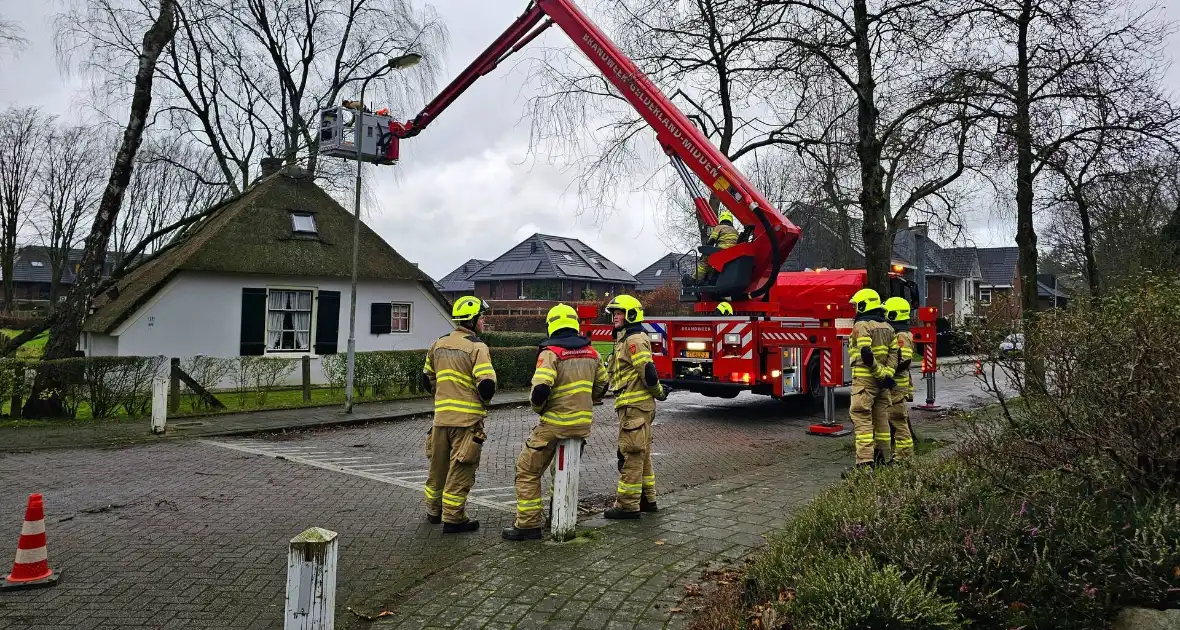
[260, 157, 283, 178]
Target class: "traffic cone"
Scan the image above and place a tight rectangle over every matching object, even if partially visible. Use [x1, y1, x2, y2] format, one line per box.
[2, 493, 61, 591]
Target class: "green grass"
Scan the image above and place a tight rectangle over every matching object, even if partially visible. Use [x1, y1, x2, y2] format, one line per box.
[1, 329, 48, 360]
[171, 385, 421, 416]
[592, 342, 614, 358]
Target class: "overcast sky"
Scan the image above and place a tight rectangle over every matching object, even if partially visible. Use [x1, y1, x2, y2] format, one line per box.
[3, 0, 1180, 280]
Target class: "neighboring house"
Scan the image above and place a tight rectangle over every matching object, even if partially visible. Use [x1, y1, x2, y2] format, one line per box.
[437, 259, 489, 303]
[976, 247, 1068, 318]
[3, 246, 120, 304]
[633, 252, 693, 292]
[80, 162, 453, 383]
[468, 233, 637, 307]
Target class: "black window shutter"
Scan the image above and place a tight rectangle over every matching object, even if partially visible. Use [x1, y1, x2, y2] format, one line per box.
[240, 288, 267, 355]
[314, 291, 341, 354]
[370, 302, 392, 335]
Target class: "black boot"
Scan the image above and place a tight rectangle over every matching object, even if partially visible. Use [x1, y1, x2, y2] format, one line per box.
[442, 519, 480, 534]
[841, 462, 875, 479]
[425, 513, 441, 524]
[501, 526, 543, 541]
[604, 507, 641, 520]
[640, 496, 659, 513]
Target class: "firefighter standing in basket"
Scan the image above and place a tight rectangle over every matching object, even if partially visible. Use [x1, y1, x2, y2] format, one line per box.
[693, 211, 741, 283]
[605, 295, 667, 518]
[421, 296, 497, 533]
[883, 297, 916, 463]
[502, 304, 610, 541]
[845, 288, 898, 476]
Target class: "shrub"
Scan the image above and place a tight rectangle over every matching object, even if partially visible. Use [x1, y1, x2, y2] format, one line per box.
[488, 346, 539, 390]
[482, 331, 547, 348]
[320, 354, 345, 393]
[28, 358, 88, 419]
[747, 455, 1180, 629]
[484, 314, 547, 333]
[0, 316, 42, 330]
[85, 356, 161, 419]
[251, 358, 296, 405]
[180, 356, 232, 411]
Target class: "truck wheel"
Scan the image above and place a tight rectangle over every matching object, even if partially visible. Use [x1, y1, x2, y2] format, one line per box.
[807, 355, 824, 409]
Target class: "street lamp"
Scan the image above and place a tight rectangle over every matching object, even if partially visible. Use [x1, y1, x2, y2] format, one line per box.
[344, 52, 422, 414]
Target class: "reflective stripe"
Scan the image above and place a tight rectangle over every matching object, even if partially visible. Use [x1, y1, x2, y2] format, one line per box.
[874, 432, 891, 441]
[852, 367, 874, 377]
[642, 475, 655, 488]
[900, 348, 914, 359]
[541, 410, 594, 426]
[856, 337, 872, 347]
[617, 481, 642, 494]
[436, 369, 475, 388]
[854, 432, 874, 445]
[442, 492, 467, 507]
[424, 486, 440, 500]
[517, 498, 543, 512]
[434, 406, 488, 416]
[473, 363, 495, 377]
[895, 439, 914, 448]
[631, 351, 652, 363]
[532, 367, 557, 385]
[551, 380, 593, 398]
[614, 390, 653, 407]
[434, 398, 486, 416]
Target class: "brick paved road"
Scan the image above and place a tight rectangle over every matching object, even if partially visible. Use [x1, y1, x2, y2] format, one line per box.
[0, 368, 987, 629]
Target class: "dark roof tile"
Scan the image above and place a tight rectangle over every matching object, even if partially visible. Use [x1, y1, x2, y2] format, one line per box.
[468, 233, 638, 285]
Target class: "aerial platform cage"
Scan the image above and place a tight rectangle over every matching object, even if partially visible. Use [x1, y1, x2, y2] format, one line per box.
[317, 106, 400, 164]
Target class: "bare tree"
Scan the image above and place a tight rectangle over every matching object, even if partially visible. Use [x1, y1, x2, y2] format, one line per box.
[0, 107, 52, 313]
[948, 0, 1176, 318]
[0, 13, 26, 54]
[58, 0, 448, 196]
[18, 0, 178, 418]
[33, 125, 108, 309]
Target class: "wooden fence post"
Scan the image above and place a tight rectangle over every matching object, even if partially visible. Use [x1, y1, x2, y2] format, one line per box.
[151, 356, 169, 434]
[169, 358, 180, 413]
[285, 527, 338, 630]
[302, 356, 312, 403]
[10, 364, 22, 418]
[550, 438, 583, 542]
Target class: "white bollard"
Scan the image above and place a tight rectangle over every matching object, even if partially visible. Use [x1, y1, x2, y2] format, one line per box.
[550, 438, 583, 542]
[285, 527, 339, 630]
[151, 356, 168, 434]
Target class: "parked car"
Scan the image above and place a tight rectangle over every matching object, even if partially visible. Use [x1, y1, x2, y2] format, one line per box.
[999, 333, 1024, 356]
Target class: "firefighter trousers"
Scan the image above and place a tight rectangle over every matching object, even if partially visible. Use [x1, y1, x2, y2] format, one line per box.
[615, 406, 656, 511]
[850, 378, 891, 464]
[423, 422, 485, 524]
[513, 423, 561, 529]
[887, 386, 914, 461]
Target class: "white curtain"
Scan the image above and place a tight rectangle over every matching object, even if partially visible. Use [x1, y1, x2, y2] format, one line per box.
[265, 290, 313, 351]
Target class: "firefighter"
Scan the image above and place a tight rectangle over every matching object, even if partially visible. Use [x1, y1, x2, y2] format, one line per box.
[845, 288, 898, 475]
[604, 295, 667, 518]
[502, 304, 610, 541]
[716, 301, 734, 316]
[693, 210, 741, 283]
[421, 296, 497, 533]
[883, 297, 916, 463]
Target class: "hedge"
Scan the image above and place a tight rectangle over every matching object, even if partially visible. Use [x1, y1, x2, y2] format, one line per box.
[0, 356, 164, 420]
[481, 331, 548, 348]
[317, 346, 538, 396]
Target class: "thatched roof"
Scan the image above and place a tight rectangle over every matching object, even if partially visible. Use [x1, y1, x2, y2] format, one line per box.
[84, 166, 445, 334]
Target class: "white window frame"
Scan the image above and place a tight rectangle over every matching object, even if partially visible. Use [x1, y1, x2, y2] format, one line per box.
[978, 288, 992, 305]
[943, 279, 955, 301]
[265, 286, 318, 356]
[291, 212, 318, 234]
[390, 302, 412, 333]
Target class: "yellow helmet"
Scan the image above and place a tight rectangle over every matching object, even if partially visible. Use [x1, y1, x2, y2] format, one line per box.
[716, 301, 733, 316]
[718, 210, 735, 224]
[605, 294, 644, 325]
[849, 288, 882, 314]
[451, 295, 489, 322]
[883, 296, 911, 322]
[546, 303, 580, 336]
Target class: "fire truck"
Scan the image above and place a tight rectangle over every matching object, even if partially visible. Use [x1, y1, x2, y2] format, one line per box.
[319, 0, 942, 430]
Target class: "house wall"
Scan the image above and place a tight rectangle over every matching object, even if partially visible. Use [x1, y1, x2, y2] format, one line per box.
[474, 280, 633, 302]
[86, 271, 453, 385]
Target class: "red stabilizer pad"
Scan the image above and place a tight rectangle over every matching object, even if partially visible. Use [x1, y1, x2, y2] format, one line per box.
[807, 423, 845, 435]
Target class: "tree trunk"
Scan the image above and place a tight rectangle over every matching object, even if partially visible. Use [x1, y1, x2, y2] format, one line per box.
[853, 0, 888, 293]
[1163, 195, 1180, 265]
[0, 236, 13, 314]
[23, 0, 177, 418]
[1014, 0, 1038, 321]
[1076, 194, 1101, 304]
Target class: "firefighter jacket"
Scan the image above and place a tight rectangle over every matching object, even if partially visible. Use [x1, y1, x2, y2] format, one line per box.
[848, 310, 897, 381]
[708, 223, 740, 249]
[891, 323, 915, 390]
[422, 328, 497, 427]
[611, 326, 663, 411]
[529, 330, 611, 438]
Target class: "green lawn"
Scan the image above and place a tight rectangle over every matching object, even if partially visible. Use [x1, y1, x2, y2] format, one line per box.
[1, 329, 48, 360]
[171, 385, 421, 416]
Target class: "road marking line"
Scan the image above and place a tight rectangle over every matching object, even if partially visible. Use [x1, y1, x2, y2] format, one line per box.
[471, 486, 516, 493]
[199, 440, 513, 513]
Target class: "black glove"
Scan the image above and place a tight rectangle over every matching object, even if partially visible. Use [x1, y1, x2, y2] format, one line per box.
[860, 346, 875, 367]
[881, 376, 896, 389]
[653, 384, 669, 402]
[617, 449, 625, 473]
[905, 394, 914, 402]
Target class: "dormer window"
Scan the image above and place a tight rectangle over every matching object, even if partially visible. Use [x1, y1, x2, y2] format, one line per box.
[30, 261, 44, 267]
[291, 212, 317, 234]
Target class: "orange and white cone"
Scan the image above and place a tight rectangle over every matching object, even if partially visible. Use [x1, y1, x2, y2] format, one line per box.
[2, 493, 60, 590]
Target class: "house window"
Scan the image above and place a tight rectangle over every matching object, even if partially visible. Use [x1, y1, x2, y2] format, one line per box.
[943, 279, 955, 301]
[30, 261, 43, 268]
[391, 303, 411, 333]
[979, 288, 992, 305]
[267, 289, 314, 352]
[291, 212, 317, 234]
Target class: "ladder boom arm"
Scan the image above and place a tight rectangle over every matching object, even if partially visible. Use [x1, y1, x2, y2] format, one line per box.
[392, 0, 801, 296]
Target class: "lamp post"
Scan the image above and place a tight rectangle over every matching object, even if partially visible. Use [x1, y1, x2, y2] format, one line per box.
[344, 52, 423, 414]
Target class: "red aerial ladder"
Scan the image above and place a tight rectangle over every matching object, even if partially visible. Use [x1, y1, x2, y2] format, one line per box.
[369, 0, 942, 428]
[382, 0, 801, 306]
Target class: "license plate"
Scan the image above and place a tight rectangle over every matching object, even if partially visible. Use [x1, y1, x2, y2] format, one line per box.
[685, 351, 710, 359]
